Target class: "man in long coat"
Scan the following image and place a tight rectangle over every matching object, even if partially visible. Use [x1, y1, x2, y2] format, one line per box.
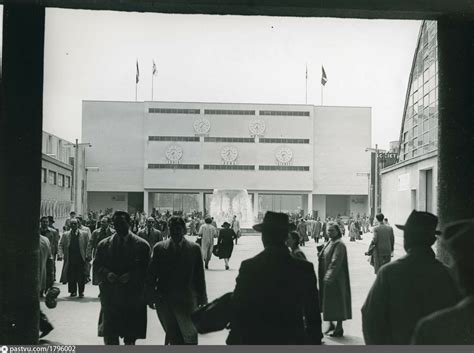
[231, 215, 241, 245]
[39, 233, 54, 338]
[58, 218, 90, 297]
[198, 217, 218, 269]
[40, 216, 60, 282]
[87, 216, 115, 285]
[227, 211, 323, 345]
[93, 211, 150, 345]
[371, 213, 395, 273]
[146, 216, 207, 345]
[314, 218, 323, 242]
[361, 210, 461, 344]
[297, 219, 308, 246]
[137, 216, 162, 253]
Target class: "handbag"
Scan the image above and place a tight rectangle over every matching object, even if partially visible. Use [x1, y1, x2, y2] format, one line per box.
[212, 245, 220, 257]
[191, 292, 233, 334]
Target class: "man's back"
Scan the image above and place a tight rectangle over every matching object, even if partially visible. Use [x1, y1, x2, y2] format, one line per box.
[227, 245, 322, 345]
[373, 224, 394, 255]
[362, 248, 460, 344]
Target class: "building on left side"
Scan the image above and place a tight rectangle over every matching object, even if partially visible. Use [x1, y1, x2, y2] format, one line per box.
[41, 131, 87, 229]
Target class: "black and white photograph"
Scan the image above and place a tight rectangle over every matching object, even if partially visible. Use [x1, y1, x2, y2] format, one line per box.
[1, 1, 474, 350]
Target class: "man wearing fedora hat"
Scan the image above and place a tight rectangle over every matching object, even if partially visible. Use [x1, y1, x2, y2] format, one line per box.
[413, 219, 474, 344]
[362, 210, 460, 344]
[227, 211, 323, 345]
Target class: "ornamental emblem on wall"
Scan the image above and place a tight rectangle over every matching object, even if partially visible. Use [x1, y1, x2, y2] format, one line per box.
[275, 146, 293, 165]
[249, 119, 266, 136]
[193, 117, 211, 135]
[220, 145, 238, 165]
[165, 144, 183, 164]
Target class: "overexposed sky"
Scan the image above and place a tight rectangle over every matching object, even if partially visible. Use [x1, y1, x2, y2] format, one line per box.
[40, 9, 420, 149]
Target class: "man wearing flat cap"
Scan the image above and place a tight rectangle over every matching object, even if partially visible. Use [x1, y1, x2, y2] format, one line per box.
[413, 219, 474, 344]
[361, 210, 461, 344]
[227, 211, 323, 345]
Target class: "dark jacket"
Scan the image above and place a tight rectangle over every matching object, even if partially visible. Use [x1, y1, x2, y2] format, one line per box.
[227, 245, 323, 345]
[93, 232, 151, 338]
[412, 295, 474, 344]
[362, 247, 461, 344]
[137, 227, 163, 252]
[372, 224, 395, 273]
[146, 238, 207, 308]
[217, 228, 235, 259]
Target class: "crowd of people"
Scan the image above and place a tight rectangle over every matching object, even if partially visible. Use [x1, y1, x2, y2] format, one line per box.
[36, 207, 474, 345]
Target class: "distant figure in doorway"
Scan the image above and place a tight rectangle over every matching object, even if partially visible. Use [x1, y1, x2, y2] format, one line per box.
[58, 218, 90, 298]
[361, 210, 460, 344]
[146, 216, 207, 345]
[227, 211, 323, 344]
[232, 215, 241, 245]
[369, 213, 395, 274]
[297, 218, 308, 246]
[318, 222, 352, 337]
[217, 222, 235, 270]
[412, 219, 474, 344]
[314, 217, 323, 243]
[94, 211, 150, 345]
[287, 231, 307, 261]
[199, 217, 218, 269]
[137, 217, 163, 254]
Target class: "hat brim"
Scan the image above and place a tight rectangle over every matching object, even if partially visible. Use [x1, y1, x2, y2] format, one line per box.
[253, 223, 291, 233]
[253, 223, 263, 232]
[396, 224, 441, 235]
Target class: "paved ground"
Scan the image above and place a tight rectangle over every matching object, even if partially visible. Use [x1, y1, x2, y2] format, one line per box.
[42, 229, 406, 345]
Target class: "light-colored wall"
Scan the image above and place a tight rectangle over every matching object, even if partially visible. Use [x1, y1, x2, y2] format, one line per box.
[313, 194, 327, 220]
[88, 191, 129, 213]
[83, 101, 145, 192]
[381, 155, 438, 237]
[313, 106, 371, 195]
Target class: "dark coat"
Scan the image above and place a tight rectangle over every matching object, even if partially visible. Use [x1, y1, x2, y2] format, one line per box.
[41, 227, 60, 256]
[372, 224, 395, 273]
[93, 232, 150, 339]
[137, 227, 163, 252]
[318, 238, 352, 321]
[412, 295, 474, 344]
[227, 245, 323, 345]
[146, 238, 208, 308]
[361, 247, 461, 344]
[217, 229, 235, 259]
[87, 227, 115, 285]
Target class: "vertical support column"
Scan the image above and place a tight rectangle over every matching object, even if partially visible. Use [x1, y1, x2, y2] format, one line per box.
[198, 191, 204, 216]
[437, 18, 474, 264]
[143, 190, 149, 215]
[253, 192, 259, 222]
[307, 193, 313, 217]
[0, 5, 45, 344]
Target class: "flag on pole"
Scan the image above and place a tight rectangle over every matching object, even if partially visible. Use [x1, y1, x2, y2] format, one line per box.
[136, 60, 140, 84]
[321, 65, 327, 86]
[152, 60, 157, 76]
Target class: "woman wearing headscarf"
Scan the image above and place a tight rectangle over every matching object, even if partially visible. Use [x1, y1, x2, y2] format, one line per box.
[216, 222, 235, 270]
[318, 222, 352, 337]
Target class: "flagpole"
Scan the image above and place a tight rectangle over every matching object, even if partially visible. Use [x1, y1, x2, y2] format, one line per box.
[305, 64, 308, 104]
[321, 85, 323, 106]
[151, 75, 154, 101]
[136, 82, 138, 102]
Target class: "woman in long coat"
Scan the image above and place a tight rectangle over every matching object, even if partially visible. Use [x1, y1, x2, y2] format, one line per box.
[318, 222, 352, 337]
[217, 222, 235, 270]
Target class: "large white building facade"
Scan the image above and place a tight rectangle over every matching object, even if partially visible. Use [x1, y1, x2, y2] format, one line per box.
[83, 101, 371, 224]
[381, 21, 438, 232]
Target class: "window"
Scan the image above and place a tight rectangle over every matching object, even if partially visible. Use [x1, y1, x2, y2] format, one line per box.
[204, 137, 255, 143]
[259, 165, 310, 171]
[204, 165, 255, 170]
[259, 110, 310, 117]
[204, 109, 255, 115]
[149, 108, 200, 114]
[41, 168, 47, 183]
[58, 174, 65, 187]
[48, 171, 57, 185]
[148, 164, 200, 169]
[149, 136, 200, 142]
[259, 138, 310, 144]
[65, 176, 71, 188]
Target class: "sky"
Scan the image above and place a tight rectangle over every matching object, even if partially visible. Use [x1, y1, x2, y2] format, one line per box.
[7, 8, 421, 150]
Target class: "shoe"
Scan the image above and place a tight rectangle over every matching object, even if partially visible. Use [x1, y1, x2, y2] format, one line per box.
[324, 323, 336, 334]
[39, 324, 54, 338]
[225, 265, 229, 270]
[70, 292, 77, 297]
[205, 264, 209, 270]
[329, 329, 344, 337]
[79, 293, 84, 298]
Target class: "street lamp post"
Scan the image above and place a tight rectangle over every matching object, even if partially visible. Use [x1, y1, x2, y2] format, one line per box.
[356, 172, 371, 216]
[65, 139, 92, 214]
[365, 144, 386, 216]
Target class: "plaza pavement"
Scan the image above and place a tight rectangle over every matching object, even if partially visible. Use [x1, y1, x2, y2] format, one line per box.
[41, 229, 406, 345]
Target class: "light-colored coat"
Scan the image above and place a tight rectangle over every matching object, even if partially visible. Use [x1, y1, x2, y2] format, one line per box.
[199, 223, 217, 262]
[318, 238, 352, 321]
[39, 235, 53, 292]
[58, 229, 89, 284]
